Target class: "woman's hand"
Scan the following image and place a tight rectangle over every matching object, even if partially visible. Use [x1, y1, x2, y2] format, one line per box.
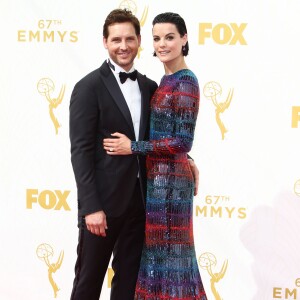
[188, 159, 199, 196]
[103, 132, 132, 155]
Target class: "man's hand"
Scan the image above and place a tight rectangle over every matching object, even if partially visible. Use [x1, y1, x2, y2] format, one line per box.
[188, 159, 200, 196]
[85, 210, 108, 237]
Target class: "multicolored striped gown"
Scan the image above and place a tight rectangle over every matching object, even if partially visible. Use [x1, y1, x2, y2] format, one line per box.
[132, 69, 207, 299]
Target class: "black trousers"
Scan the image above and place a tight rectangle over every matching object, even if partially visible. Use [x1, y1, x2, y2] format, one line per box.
[70, 181, 145, 300]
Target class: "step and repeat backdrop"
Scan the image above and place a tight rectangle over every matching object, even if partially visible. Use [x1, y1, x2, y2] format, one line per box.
[1, 0, 300, 299]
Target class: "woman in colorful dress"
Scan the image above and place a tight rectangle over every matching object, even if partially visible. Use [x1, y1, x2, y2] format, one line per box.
[104, 12, 207, 300]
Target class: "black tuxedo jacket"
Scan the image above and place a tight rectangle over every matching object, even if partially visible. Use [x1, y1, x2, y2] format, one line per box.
[69, 61, 157, 218]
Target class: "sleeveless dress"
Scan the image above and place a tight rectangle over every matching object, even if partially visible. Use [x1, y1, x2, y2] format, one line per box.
[132, 69, 207, 299]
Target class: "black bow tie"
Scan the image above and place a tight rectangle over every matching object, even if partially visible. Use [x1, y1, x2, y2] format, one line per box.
[119, 70, 138, 84]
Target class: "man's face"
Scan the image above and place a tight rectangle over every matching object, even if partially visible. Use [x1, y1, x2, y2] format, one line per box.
[103, 22, 141, 72]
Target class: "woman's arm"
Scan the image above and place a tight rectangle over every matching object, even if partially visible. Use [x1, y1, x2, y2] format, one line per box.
[132, 80, 199, 155]
[104, 78, 199, 155]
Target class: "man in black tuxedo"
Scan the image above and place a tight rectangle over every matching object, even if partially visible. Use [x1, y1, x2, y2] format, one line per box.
[69, 9, 199, 300]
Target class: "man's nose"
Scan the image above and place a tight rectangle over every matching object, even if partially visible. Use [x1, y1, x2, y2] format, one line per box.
[120, 40, 128, 50]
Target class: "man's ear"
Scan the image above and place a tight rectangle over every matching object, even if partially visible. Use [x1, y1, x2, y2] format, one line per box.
[103, 37, 108, 49]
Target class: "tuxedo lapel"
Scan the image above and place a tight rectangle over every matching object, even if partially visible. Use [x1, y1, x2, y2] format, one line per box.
[99, 62, 135, 139]
[137, 73, 150, 141]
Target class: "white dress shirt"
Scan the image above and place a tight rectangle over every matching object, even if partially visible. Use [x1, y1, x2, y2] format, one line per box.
[107, 59, 141, 141]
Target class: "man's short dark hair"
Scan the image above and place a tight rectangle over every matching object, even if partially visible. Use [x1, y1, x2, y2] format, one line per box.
[103, 9, 141, 39]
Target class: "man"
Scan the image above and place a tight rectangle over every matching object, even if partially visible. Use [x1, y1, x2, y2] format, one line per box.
[69, 9, 199, 300]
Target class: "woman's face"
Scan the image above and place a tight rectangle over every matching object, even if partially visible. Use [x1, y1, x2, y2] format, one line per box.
[152, 22, 187, 64]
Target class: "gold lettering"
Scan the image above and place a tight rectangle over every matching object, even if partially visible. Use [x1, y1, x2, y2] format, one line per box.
[230, 23, 247, 45]
[54, 190, 71, 211]
[292, 106, 300, 128]
[238, 207, 247, 219]
[17, 30, 26, 42]
[197, 205, 247, 219]
[195, 205, 207, 217]
[273, 287, 282, 298]
[107, 268, 114, 288]
[70, 31, 79, 42]
[43, 31, 54, 42]
[205, 195, 212, 204]
[26, 189, 38, 208]
[212, 23, 232, 44]
[39, 190, 56, 209]
[198, 23, 212, 44]
[225, 207, 235, 218]
[29, 30, 40, 42]
[38, 20, 45, 29]
[285, 288, 297, 299]
[211, 206, 222, 217]
[57, 31, 67, 42]
[17, 30, 79, 43]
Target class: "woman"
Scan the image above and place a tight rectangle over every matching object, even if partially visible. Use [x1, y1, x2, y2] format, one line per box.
[104, 12, 207, 299]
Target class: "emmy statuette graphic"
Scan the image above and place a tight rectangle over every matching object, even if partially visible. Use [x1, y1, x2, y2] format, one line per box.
[199, 252, 228, 300]
[37, 78, 65, 134]
[204, 81, 234, 140]
[36, 243, 64, 298]
[294, 179, 300, 197]
[119, 0, 148, 58]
